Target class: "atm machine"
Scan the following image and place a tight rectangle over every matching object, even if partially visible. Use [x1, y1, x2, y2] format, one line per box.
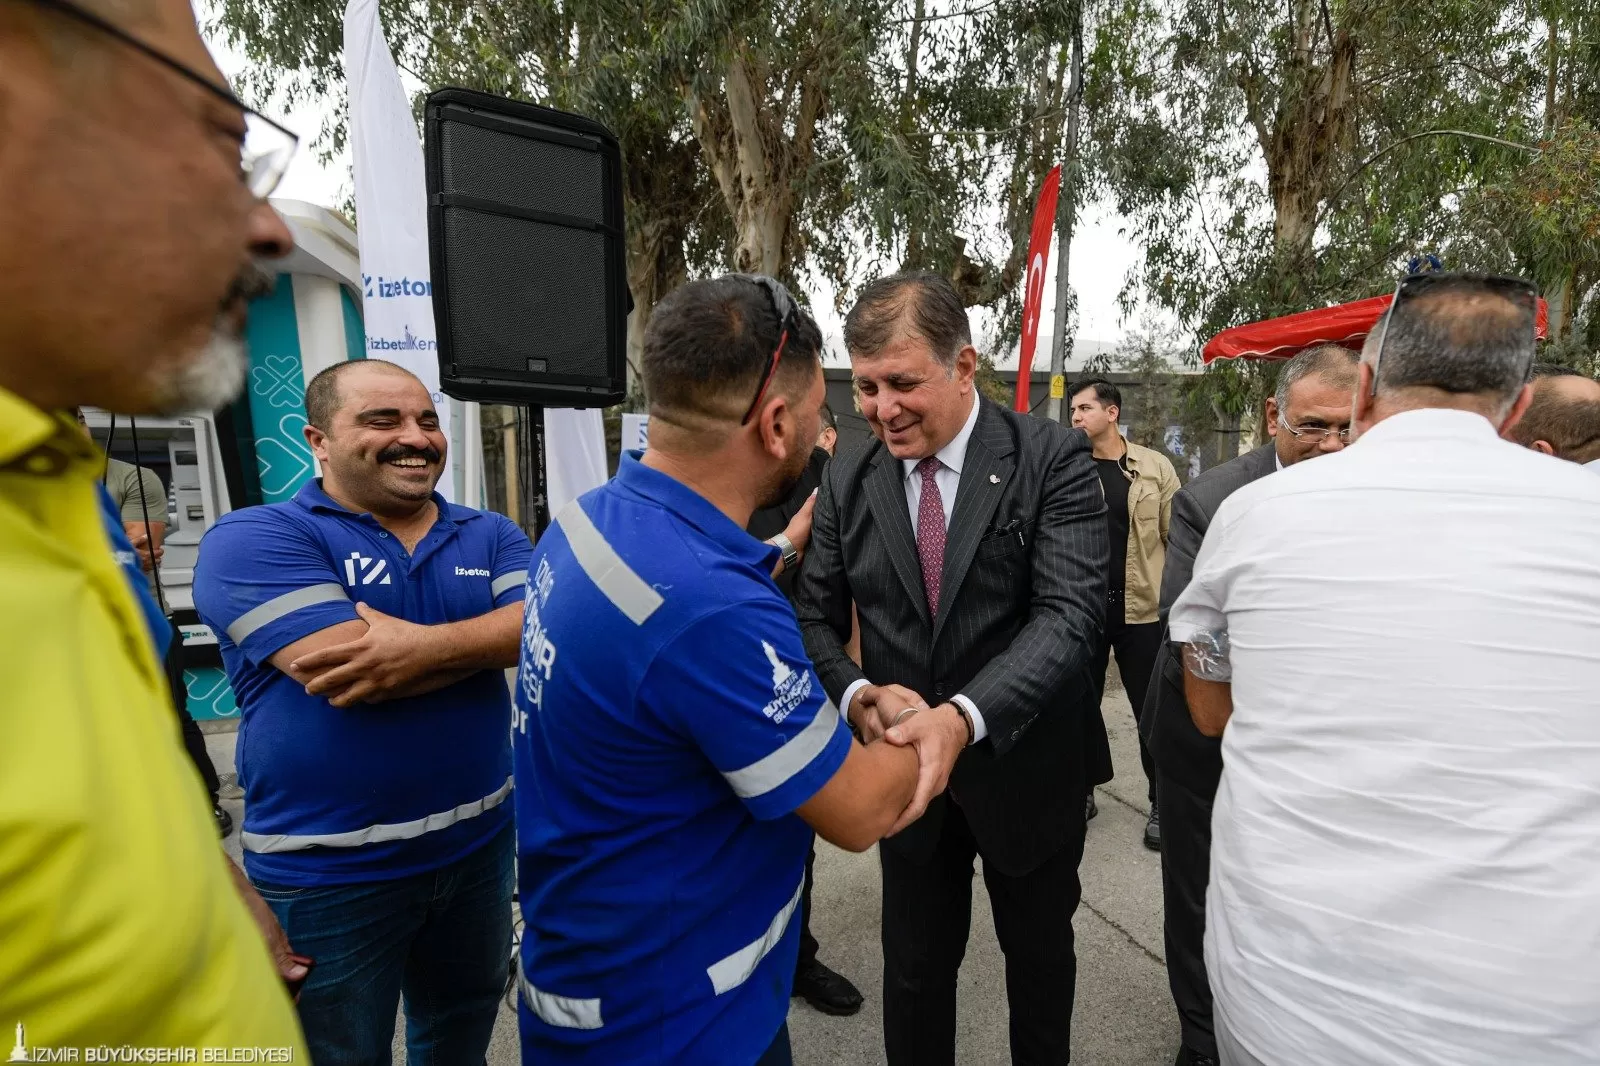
[85, 199, 366, 723]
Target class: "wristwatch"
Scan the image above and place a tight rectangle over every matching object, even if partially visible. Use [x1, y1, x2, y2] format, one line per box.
[770, 532, 800, 572]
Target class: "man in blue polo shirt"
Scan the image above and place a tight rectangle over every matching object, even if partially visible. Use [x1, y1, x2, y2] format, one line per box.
[514, 275, 968, 1065]
[194, 358, 530, 1066]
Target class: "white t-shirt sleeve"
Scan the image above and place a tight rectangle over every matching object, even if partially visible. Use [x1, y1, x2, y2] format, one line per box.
[1167, 505, 1238, 644]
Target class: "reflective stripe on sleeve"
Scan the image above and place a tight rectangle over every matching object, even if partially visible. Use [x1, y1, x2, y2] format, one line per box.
[225, 583, 350, 645]
[706, 874, 806, 996]
[554, 501, 663, 624]
[721, 700, 841, 801]
[241, 775, 513, 854]
[491, 569, 528, 598]
[519, 965, 604, 1030]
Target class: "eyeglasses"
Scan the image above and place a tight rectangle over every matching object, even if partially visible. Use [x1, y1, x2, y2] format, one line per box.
[29, 0, 299, 199]
[1277, 415, 1352, 444]
[1369, 271, 1539, 397]
[729, 273, 800, 426]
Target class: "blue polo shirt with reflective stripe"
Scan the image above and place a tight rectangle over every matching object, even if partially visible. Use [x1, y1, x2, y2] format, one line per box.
[513, 452, 853, 1065]
[193, 479, 532, 887]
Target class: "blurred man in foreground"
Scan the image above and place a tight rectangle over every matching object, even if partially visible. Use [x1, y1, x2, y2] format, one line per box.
[1504, 362, 1600, 467]
[0, 0, 305, 1049]
[1171, 274, 1600, 1065]
[1141, 343, 1356, 1066]
[514, 275, 926, 1065]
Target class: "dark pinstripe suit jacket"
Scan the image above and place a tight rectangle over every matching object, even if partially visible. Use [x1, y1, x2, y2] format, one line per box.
[795, 396, 1114, 876]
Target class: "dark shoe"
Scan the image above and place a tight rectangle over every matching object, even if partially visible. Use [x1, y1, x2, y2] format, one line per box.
[792, 958, 863, 1016]
[1143, 800, 1161, 851]
[1175, 1046, 1219, 1066]
[215, 804, 234, 839]
[1085, 792, 1098, 821]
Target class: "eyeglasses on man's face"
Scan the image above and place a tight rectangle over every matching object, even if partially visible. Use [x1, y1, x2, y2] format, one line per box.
[28, 0, 299, 198]
[1277, 415, 1352, 444]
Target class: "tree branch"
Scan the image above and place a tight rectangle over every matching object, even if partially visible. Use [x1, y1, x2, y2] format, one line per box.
[888, 0, 1002, 24]
[1319, 128, 1541, 223]
[907, 110, 1064, 139]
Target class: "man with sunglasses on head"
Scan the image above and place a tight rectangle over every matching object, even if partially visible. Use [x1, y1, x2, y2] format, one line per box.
[0, 0, 305, 1053]
[1169, 273, 1600, 1065]
[512, 275, 925, 1066]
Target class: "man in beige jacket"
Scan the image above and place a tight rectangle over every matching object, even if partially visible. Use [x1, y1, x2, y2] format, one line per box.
[1070, 377, 1179, 848]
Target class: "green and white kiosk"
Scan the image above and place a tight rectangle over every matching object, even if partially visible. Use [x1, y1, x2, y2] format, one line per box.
[84, 198, 366, 722]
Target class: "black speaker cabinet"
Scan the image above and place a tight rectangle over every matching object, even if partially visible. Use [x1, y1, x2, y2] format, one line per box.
[425, 88, 628, 408]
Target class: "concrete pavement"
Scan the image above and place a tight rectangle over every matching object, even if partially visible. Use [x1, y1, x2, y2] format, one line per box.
[213, 667, 1180, 1064]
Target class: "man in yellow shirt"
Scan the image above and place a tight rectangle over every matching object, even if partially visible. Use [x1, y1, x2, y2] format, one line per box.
[0, 0, 307, 1053]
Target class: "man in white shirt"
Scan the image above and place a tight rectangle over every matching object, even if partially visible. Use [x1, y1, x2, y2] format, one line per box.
[1169, 272, 1600, 1066]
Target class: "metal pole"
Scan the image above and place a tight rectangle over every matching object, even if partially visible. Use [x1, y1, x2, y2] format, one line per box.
[1044, 2, 1084, 424]
[529, 404, 550, 540]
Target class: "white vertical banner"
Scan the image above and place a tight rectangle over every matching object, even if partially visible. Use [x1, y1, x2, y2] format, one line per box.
[344, 0, 462, 501]
[544, 408, 608, 517]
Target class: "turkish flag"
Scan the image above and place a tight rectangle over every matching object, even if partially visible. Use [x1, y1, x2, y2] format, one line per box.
[1016, 166, 1061, 411]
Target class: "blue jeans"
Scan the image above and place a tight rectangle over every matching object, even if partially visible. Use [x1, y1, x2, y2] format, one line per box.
[253, 824, 515, 1066]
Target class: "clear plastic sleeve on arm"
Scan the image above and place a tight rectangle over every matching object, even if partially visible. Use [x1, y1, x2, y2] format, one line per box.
[1181, 629, 1233, 683]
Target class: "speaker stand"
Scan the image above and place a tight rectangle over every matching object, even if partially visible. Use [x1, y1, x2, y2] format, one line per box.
[516, 404, 552, 540]
[530, 405, 551, 538]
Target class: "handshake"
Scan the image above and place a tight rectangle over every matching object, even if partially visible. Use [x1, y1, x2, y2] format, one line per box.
[848, 683, 973, 836]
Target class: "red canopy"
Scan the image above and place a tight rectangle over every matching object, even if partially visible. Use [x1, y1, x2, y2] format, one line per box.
[1202, 293, 1550, 364]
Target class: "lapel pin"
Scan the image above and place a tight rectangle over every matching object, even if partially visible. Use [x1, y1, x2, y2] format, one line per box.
[989, 474, 1000, 484]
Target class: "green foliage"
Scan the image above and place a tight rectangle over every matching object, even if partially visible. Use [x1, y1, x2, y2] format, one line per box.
[1084, 0, 1574, 419]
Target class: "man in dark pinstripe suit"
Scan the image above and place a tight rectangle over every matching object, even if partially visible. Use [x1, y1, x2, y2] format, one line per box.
[795, 271, 1112, 1065]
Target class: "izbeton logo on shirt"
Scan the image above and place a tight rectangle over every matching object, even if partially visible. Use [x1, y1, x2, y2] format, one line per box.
[455, 566, 491, 577]
[343, 550, 391, 586]
[761, 641, 811, 724]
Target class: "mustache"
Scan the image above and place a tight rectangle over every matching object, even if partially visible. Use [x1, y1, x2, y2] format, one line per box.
[223, 261, 277, 309]
[377, 444, 442, 464]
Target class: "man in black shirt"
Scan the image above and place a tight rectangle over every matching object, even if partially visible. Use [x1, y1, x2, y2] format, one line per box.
[1069, 379, 1178, 845]
[746, 403, 865, 1017]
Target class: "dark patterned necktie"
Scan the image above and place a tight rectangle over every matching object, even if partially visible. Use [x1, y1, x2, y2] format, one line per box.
[916, 456, 946, 616]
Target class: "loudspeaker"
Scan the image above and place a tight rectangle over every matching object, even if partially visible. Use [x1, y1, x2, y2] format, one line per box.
[425, 88, 629, 408]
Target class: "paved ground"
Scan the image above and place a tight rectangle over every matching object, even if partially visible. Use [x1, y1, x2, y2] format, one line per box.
[214, 666, 1179, 1065]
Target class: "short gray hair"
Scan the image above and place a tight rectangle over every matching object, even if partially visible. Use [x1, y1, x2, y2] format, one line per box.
[844, 271, 972, 370]
[1364, 275, 1537, 406]
[1275, 345, 1358, 412]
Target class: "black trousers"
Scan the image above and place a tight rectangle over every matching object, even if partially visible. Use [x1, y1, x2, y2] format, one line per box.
[1090, 599, 1163, 804]
[795, 840, 819, 972]
[164, 619, 220, 801]
[880, 798, 1088, 1066]
[1158, 769, 1216, 1059]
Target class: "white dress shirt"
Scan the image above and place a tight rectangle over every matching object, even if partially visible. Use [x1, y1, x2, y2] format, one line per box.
[1170, 408, 1600, 1065]
[842, 392, 988, 742]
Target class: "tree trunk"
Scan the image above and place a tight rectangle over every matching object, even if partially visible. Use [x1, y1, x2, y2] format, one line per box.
[1262, 29, 1356, 297]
